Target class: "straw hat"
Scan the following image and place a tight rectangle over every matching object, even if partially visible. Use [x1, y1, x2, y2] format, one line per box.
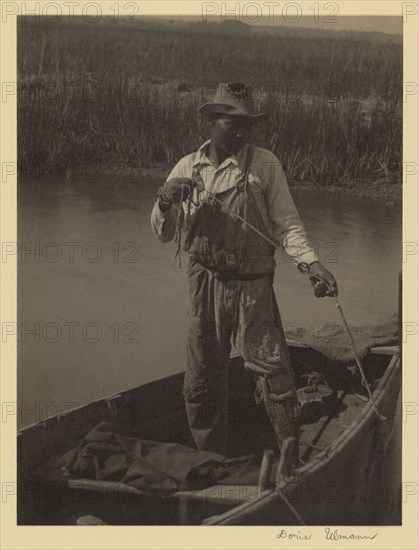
[198, 83, 265, 122]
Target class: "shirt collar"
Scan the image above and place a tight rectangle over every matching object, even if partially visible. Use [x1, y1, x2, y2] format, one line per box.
[193, 140, 248, 171]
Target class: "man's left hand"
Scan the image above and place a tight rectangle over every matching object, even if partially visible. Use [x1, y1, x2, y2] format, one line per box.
[307, 261, 338, 297]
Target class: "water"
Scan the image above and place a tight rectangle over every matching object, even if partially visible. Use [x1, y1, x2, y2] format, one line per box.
[17, 176, 402, 428]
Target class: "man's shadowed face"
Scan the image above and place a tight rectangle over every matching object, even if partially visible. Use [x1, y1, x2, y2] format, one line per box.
[209, 115, 253, 156]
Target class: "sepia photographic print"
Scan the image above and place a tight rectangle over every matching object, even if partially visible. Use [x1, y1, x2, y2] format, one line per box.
[1, 1, 417, 549]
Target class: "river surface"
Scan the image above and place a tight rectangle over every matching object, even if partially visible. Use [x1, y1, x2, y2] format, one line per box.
[17, 175, 402, 428]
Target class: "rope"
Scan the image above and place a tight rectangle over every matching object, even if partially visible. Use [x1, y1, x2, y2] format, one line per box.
[172, 202, 184, 270]
[206, 191, 278, 247]
[172, 184, 193, 270]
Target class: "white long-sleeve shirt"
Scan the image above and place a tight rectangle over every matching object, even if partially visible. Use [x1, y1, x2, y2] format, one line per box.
[150, 140, 318, 266]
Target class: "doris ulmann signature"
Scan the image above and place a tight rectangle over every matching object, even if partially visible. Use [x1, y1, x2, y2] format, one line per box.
[276, 528, 379, 541]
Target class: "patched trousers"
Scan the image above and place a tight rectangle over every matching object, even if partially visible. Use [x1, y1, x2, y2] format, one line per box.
[183, 259, 298, 455]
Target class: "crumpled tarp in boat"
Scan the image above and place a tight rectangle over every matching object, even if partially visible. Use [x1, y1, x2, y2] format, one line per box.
[61, 422, 257, 494]
[285, 314, 399, 363]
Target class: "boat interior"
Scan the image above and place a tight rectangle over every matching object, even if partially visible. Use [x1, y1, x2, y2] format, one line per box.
[17, 343, 400, 525]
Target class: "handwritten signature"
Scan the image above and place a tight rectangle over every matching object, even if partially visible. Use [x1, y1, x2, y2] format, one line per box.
[276, 530, 312, 541]
[276, 528, 379, 541]
[325, 528, 378, 541]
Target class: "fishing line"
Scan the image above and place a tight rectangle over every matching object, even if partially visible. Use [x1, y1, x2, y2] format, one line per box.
[297, 262, 386, 421]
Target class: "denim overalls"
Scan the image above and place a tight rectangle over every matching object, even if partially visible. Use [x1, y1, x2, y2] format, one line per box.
[182, 146, 299, 454]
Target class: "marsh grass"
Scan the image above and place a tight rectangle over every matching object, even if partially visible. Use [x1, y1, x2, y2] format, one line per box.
[17, 18, 402, 187]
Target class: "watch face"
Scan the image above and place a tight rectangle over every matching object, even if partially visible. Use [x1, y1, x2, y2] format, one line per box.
[297, 262, 310, 274]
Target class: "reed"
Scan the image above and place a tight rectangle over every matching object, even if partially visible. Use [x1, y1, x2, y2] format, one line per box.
[17, 18, 402, 187]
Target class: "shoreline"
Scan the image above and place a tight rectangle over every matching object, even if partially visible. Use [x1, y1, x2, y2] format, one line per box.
[107, 163, 402, 202]
[288, 180, 402, 201]
[21, 162, 401, 202]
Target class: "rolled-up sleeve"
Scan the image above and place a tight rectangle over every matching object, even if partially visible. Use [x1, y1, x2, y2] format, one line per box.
[150, 202, 179, 243]
[264, 154, 318, 266]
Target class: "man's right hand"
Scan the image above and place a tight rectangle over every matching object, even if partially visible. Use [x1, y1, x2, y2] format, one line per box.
[159, 178, 193, 208]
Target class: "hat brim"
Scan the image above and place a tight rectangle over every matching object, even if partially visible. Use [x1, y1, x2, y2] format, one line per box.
[198, 103, 266, 123]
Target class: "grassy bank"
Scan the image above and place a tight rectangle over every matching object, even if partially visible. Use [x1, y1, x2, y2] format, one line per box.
[17, 17, 402, 191]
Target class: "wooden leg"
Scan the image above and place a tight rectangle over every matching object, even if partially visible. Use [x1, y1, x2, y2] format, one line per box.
[275, 437, 298, 482]
[257, 449, 275, 490]
[178, 497, 189, 525]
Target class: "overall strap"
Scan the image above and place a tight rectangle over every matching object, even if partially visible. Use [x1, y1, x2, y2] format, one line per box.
[236, 144, 254, 192]
[244, 144, 254, 179]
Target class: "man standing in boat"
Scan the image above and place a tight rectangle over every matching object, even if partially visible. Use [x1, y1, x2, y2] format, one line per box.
[151, 83, 338, 456]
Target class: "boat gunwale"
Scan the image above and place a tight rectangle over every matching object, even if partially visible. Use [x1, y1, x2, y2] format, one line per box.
[17, 372, 186, 436]
[17, 344, 399, 436]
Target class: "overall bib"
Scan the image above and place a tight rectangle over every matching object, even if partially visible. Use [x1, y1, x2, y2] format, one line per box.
[182, 146, 299, 455]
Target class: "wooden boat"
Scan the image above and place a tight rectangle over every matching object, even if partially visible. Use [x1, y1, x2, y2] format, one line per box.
[17, 340, 401, 526]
